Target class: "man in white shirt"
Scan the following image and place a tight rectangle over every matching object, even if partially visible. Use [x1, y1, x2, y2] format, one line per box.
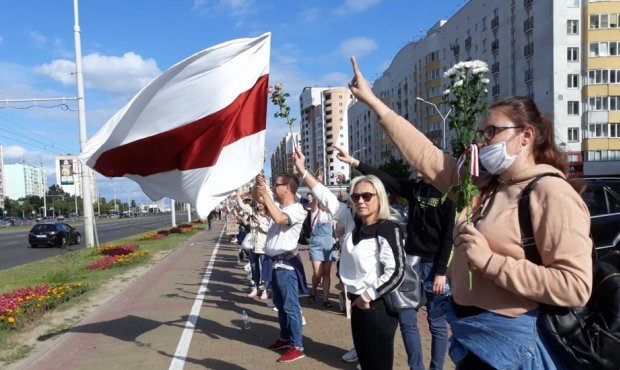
[255, 173, 308, 363]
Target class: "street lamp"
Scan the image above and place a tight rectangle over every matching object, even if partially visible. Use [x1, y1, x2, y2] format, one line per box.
[351, 146, 367, 159]
[416, 97, 452, 151]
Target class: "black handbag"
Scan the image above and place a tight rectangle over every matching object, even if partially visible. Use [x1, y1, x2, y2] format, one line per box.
[519, 173, 620, 370]
[382, 254, 426, 312]
[375, 221, 426, 313]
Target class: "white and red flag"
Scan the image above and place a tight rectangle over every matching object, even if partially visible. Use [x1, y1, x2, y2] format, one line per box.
[81, 33, 270, 219]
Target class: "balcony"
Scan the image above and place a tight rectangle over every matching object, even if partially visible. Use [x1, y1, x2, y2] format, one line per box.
[491, 61, 500, 74]
[465, 37, 472, 50]
[524, 68, 533, 82]
[524, 0, 533, 9]
[524, 42, 534, 57]
[491, 39, 499, 53]
[524, 16, 533, 34]
[492, 85, 500, 96]
[491, 16, 499, 30]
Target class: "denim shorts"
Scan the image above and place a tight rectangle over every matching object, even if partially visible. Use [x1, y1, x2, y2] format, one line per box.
[308, 235, 336, 262]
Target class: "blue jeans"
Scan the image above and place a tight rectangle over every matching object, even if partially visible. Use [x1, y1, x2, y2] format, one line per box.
[248, 251, 264, 288]
[441, 300, 562, 370]
[399, 259, 449, 370]
[271, 267, 303, 349]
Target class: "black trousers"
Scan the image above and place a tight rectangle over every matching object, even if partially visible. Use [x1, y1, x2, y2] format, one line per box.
[350, 296, 399, 370]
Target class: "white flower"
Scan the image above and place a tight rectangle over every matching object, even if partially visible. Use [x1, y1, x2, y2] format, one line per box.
[473, 67, 489, 74]
[484, 88, 488, 93]
[481, 78, 490, 84]
[454, 80, 464, 87]
[443, 89, 451, 95]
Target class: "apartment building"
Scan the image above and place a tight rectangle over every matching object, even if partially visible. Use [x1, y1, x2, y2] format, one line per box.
[55, 155, 98, 199]
[348, 0, 620, 176]
[270, 131, 300, 184]
[299, 87, 353, 185]
[4, 162, 46, 200]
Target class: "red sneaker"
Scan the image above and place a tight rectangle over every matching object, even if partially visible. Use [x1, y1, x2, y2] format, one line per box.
[277, 346, 305, 363]
[267, 339, 290, 350]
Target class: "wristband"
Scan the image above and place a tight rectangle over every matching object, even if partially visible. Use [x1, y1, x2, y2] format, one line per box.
[302, 169, 308, 180]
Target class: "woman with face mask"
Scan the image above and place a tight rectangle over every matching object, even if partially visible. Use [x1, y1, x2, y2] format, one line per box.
[348, 57, 592, 369]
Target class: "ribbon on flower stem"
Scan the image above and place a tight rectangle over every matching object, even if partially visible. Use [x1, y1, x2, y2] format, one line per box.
[456, 144, 479, 182]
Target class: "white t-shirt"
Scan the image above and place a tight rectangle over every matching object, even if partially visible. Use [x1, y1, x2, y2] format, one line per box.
[264, 202, 307, 257]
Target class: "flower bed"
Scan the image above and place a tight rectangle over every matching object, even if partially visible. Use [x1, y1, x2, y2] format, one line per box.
[156, 229, 170, 236]
[0, 282, 88, 331]
[90, 244, 139, 257]
[140, 232, 165, 241]
[87, 250, 149, 270]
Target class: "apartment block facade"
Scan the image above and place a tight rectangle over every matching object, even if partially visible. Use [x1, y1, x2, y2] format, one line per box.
[299, 87, 353, 185]
[270, 131, 300, 185]
[4, 163, 46, 200]
[0, 145, 4, 211]
[348, 0, 620, 176]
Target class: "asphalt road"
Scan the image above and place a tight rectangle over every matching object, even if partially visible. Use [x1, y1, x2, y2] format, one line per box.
[0, 214, 193, 271]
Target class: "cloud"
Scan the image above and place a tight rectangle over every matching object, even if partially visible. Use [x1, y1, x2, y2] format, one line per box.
[335, 0, 381, 14]
[339, 37, 378, 58]
[3, 145, 28, 160]
[35, 52, 161, 95]
[319, 72, 350, 87]
[299, 8, 323, 24]
[29, 31, 47, 45]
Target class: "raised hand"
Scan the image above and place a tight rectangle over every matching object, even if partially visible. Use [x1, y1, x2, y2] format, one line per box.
[348, 57, 375, 105]
[292, 149, 306, 173]
[332, 144, 354, 164]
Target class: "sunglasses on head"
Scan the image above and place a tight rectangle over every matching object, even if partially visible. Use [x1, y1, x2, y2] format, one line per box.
[350, 192, 376, 202]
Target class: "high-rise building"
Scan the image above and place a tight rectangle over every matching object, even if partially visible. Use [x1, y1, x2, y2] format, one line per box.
[299, 87, 353, 185]
[4, 162, 46, 200]
[270, 131, 300, 184]
[54, 155, 98, 199]
[348, 0, 620, 176]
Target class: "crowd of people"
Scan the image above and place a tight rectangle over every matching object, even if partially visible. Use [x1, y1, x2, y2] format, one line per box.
[212, 56, 593, 370]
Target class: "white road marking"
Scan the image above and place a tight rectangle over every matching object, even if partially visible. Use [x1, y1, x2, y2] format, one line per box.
[169, 227, 224, 370]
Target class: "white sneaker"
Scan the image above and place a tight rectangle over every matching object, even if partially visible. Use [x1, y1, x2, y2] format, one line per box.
[356, 364, 361, 370]
[342, 348, 358, 363]
[247, 287, 258, 298]
[301, 315, 307, 326]
[260, 290, 268, 300]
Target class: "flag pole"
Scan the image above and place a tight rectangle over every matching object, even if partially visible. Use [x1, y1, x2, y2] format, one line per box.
[74, 0, 96, 247]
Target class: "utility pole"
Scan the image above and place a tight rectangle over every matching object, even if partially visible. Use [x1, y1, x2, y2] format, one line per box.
[171, 198, 177, 227]
[73, 0, 96, 247]
[40, 160, 47, 218]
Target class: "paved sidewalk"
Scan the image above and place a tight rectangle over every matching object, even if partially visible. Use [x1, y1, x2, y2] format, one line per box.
[15, 221, 453, 369]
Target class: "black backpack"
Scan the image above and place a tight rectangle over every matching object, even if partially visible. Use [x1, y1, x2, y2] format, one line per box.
[519, 173, 620, 370]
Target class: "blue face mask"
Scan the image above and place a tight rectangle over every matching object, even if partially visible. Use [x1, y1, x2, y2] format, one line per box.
[479, 141, 517, 174]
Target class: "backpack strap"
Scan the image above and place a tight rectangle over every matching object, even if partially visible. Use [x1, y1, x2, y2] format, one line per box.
[518, 172, 565, 265]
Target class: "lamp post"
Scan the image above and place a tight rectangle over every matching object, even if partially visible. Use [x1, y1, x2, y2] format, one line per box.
[416, 97, 452, 151]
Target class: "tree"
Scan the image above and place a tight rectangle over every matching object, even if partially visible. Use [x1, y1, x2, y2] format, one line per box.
[379, 155, 412, 181]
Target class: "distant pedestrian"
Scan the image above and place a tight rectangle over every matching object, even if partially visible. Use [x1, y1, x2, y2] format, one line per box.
[255, 172, 309, 363]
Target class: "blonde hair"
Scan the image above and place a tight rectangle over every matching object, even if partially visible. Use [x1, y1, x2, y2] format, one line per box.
[349, 175, 391, 220]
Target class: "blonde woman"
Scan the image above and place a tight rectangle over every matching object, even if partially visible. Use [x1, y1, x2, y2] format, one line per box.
[293, 149, 405, 370]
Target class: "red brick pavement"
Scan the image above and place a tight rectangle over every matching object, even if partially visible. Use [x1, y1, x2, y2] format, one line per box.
[13, 220, 454, 370]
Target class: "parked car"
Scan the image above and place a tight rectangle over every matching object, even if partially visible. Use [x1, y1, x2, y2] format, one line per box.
[28, 222, 81, 248]
[570, 177, 620, 258]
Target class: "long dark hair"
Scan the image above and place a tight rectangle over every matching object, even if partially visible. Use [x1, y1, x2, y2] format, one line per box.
[490, 96, 567, 175]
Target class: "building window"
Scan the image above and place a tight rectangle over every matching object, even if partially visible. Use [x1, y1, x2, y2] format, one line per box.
[567, 47, 579, 61]
[568, 74, 579, 88]
[588, 96, 608, 111]
[567, 20, 579, 34]
[482, 16, 487, 30]
[588, 123, 608, 138]
[590, 41, 620, 57]
[567, 0, 579, 7]
[568, 101, 580, 115]
[568, 128, 579, 142]
[611, 123, 620, 138]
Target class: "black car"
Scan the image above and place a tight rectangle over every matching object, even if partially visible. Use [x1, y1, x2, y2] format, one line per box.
[570, 177, 620, 257]
[28, 222, 81, 248]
